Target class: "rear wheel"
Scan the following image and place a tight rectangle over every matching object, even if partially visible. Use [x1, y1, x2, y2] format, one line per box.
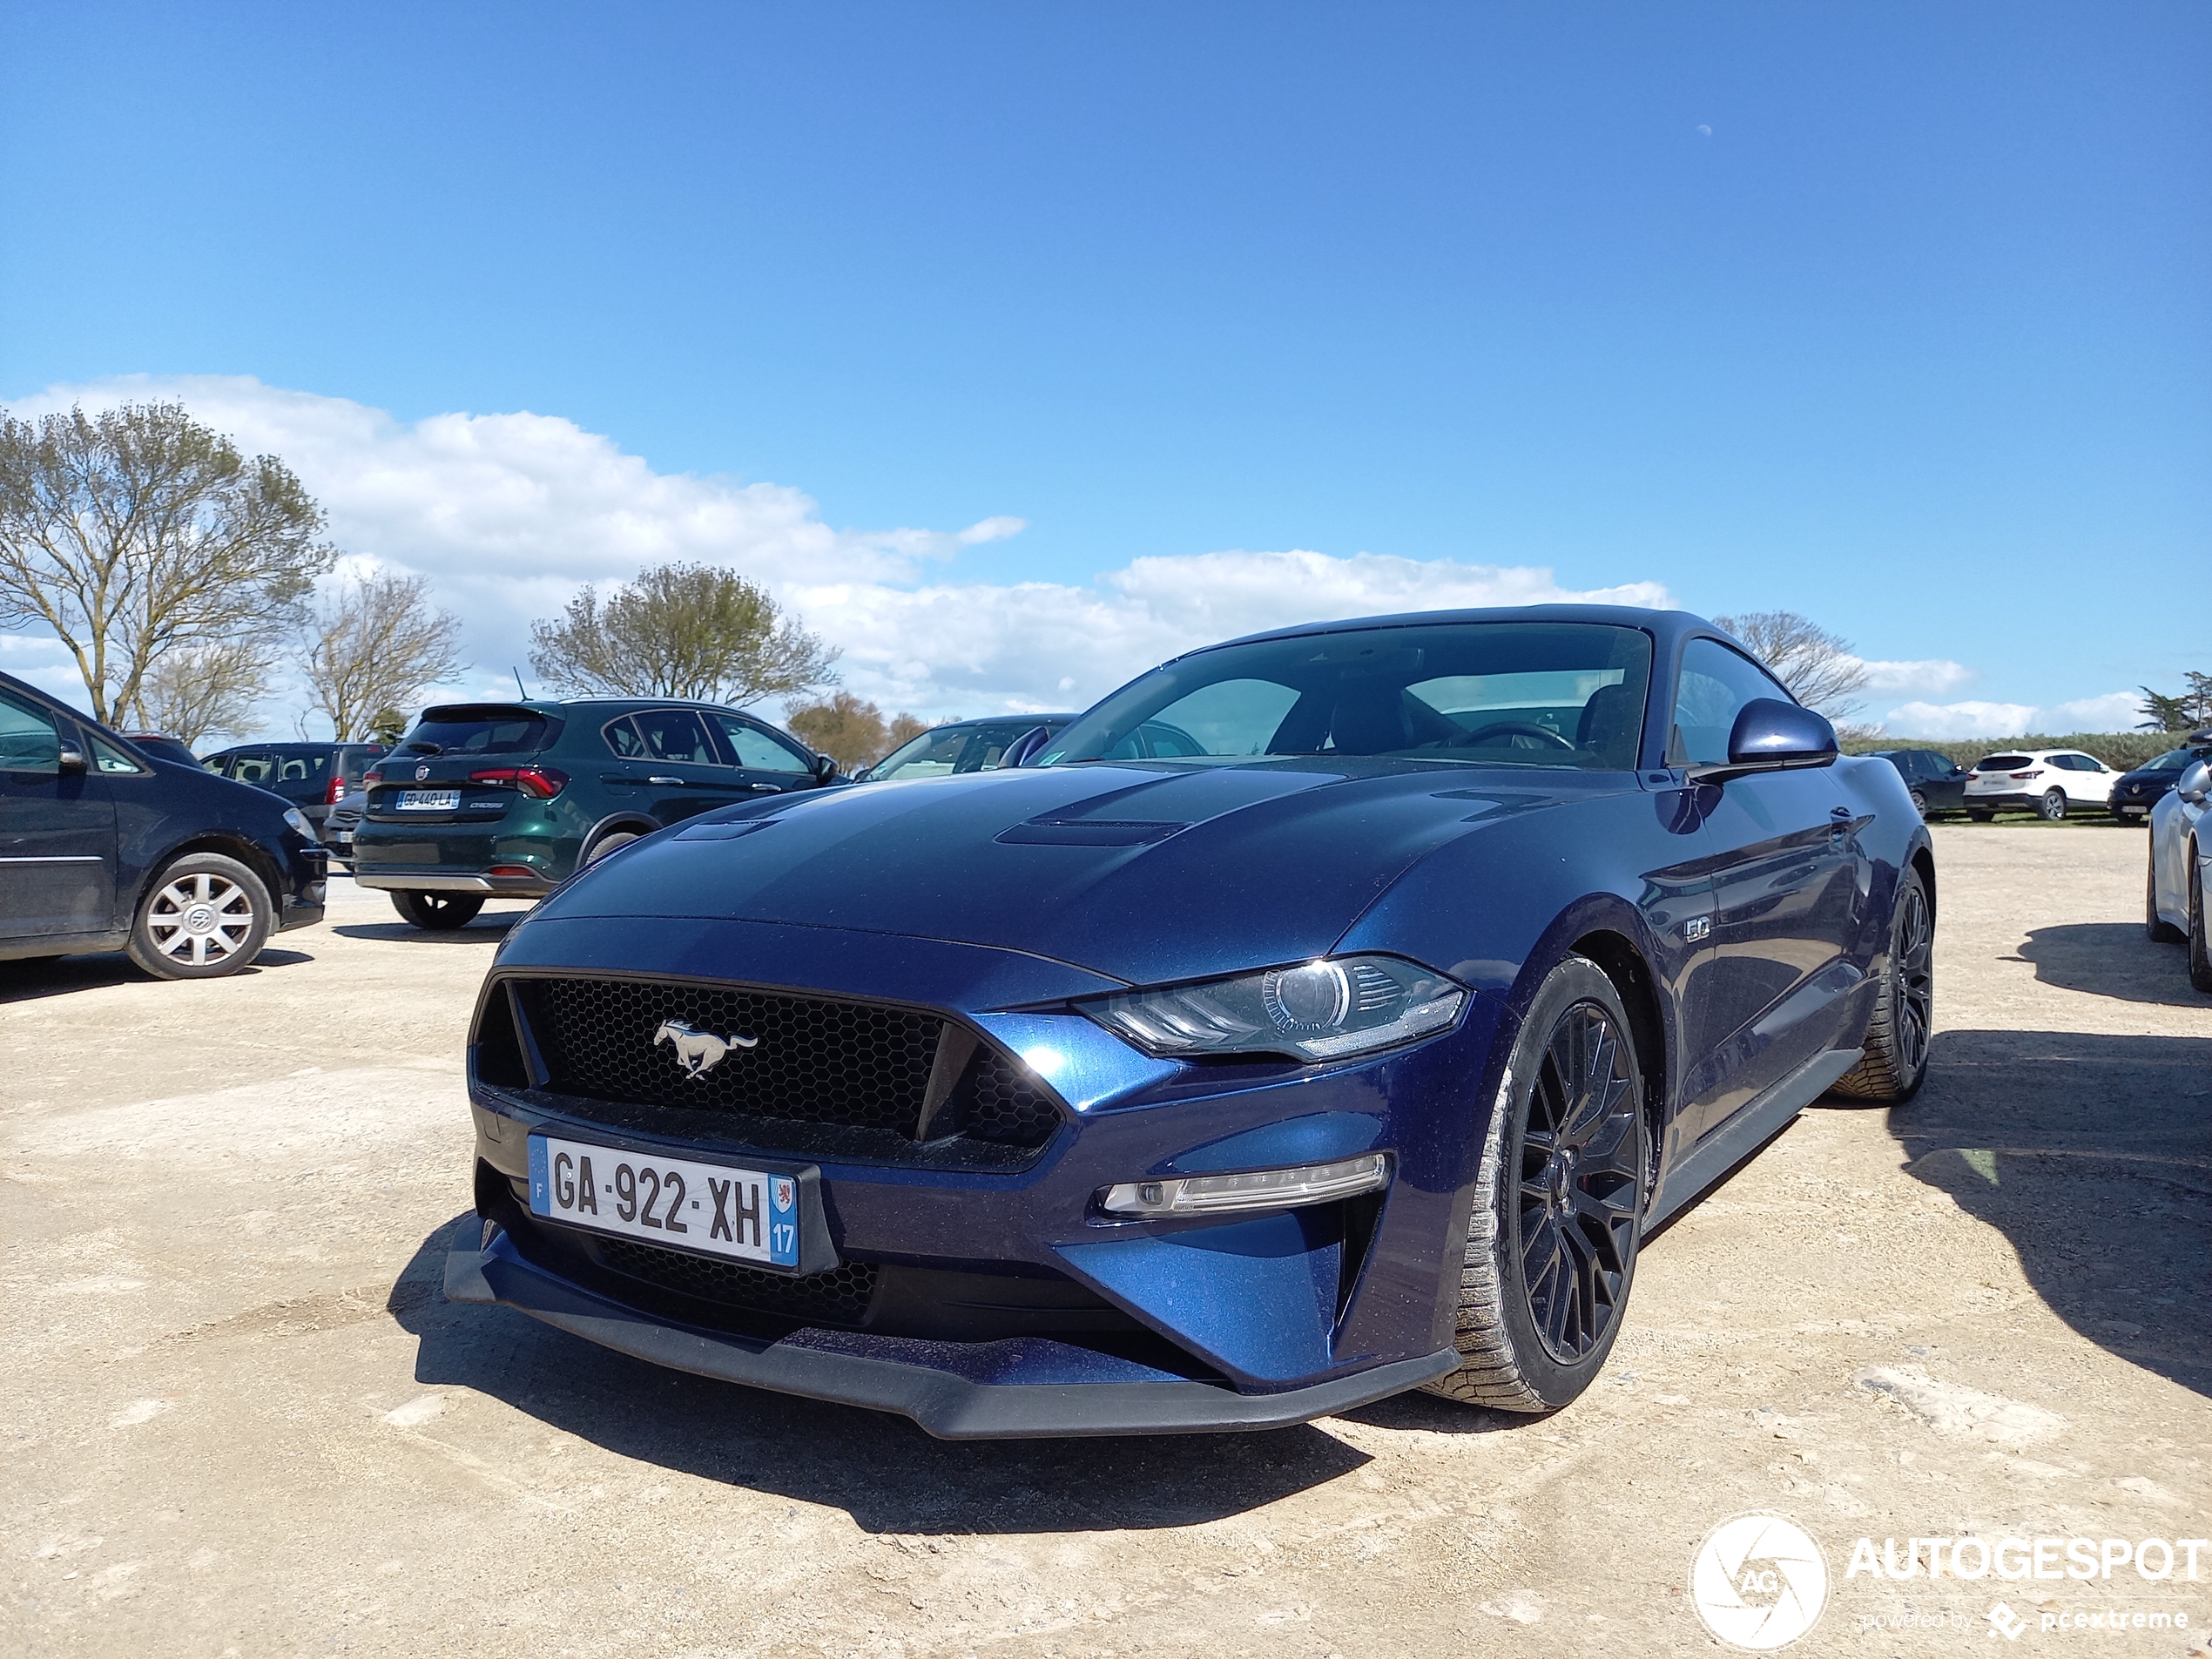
[127, 853, 272, 979]
[1425, 956, 1649, 1413]
[582, 829, 643, 866]
[390, 890, 486, 930]
[1830, 866, 1933, 1102]
[1907, 787, 1928, 819]
[2148, 846, 2185, 942]
[2189, 848, 2212, 994]
[2038, 788, 2068, 821]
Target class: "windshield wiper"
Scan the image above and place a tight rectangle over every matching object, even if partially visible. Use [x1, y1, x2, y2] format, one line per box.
[402, 741, 445, 755]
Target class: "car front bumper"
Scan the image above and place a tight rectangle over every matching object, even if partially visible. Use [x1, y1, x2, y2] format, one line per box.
[355, 869, 553, 897]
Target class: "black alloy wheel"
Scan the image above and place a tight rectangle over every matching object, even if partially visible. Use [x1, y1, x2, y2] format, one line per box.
[1830, 866, 1934, 1102]
[391, 890, 487, 930]
[2148, 847, 2185, 943]
[1426, 955, 1649, 1413]
[2189, 850, 2212, 994]
[2039, 788, 2068, 821]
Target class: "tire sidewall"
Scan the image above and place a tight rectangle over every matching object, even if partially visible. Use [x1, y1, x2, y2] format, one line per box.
[1484, 955, 1650, 1407]
[2040, 789, 2067, 820]
[128, 853, 273, 980]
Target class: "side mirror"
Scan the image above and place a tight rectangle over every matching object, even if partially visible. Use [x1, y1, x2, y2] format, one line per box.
[2180, 760, 2211, 806]
[57, 739, 86, 776]
[1688, 699, 1838, 786]
[1000, 725, 1053, 769]
[812, 752, 840, 786]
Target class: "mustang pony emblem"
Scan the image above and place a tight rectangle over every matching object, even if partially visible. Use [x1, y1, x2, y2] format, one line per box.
[654, 1019, 758, 1076]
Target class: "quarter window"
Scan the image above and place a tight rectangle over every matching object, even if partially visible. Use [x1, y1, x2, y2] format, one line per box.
[1670, 640, 1795, 766]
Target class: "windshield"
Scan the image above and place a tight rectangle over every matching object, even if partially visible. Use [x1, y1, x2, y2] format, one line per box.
[2143, 749, 2193, 772]
[873, 719, 1062, 779]
[1041, 622, 1654, 771]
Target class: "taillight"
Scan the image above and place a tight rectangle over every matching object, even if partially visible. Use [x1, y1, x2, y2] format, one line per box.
[2011, 769, 2041, 779]
[363, 767, 384, 786]
[325, 775, 345, 805]
[469, 765, 569, 799]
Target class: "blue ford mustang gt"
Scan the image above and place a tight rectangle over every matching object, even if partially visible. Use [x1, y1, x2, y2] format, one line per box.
[445, 606, 1935, 1436]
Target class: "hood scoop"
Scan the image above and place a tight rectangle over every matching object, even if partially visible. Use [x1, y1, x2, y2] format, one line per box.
[995, 818, 1188, 847]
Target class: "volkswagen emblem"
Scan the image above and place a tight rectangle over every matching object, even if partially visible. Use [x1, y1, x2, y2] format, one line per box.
[415, 764, 430, 780]
[653, 1018, 759, 1077]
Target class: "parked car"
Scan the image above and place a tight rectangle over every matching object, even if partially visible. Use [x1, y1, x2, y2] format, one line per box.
[321, 786, 366, 868]
[201, 740, 387, 836]
[444, 606, 1934, 1438]
[854, 714, 1078, 783]
[1964, 748, 2118, 820]
[0, 671, 327, 978]
[2147, 730, 2212, 992]
[2109, 746, 2202, 822]
[120, 732, 206, 768]
[352, 698, 839, 930]
[1866, 748, 1967, 818]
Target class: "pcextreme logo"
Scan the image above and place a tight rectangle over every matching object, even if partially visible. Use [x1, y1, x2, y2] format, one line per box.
[1690, 1512, 1831, 1651]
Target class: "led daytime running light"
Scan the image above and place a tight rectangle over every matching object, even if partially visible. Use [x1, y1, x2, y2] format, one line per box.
[1100, 1153, 1391, 1217]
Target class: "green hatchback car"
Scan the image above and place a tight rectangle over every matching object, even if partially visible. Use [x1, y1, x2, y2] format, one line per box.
[352, 698, 838, 928]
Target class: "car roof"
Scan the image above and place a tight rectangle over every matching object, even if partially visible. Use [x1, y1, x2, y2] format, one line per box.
[921, 713, 1080, 731]
[1177, 604, 1737, 661]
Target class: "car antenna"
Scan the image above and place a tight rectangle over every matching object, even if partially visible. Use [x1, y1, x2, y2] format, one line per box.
[513, 667, 529, 700]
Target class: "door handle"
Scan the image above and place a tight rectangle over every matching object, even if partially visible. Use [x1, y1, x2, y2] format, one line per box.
[746, 782, 783, 792]
[647, 775, 685, 786]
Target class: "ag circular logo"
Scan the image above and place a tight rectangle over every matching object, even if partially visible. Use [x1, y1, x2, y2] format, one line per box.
[1690, 1512, 1830, 1651]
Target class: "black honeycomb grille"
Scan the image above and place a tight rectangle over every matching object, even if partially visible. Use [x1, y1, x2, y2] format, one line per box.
[528, 976, 941, 1131]
[957, 1049, 1062, 1147]
[595, 1236, 878, 1327]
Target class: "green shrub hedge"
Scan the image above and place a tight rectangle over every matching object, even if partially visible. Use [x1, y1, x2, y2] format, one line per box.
[1842, 732, 2199, 771]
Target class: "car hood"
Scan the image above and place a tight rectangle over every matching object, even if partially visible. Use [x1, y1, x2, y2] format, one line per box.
[529, 759, 1607, 988]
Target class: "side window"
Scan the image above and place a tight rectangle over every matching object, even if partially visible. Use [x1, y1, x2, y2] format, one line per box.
[203, 752, 233, 775]
[603, 717, 647, 759]
[91, 736, 144, 774]
[709, 713, 812, 773]
[230, 752, 280, 785]
[0, 691, 63, 773]
[1670, 639, 1793, 766]
[631, 709, 718, 765]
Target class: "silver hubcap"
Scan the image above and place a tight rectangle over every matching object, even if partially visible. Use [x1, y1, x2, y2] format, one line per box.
[148, 873, 255, 966]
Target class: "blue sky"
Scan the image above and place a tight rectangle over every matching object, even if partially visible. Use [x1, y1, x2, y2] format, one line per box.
[3, 3, 2207, 735]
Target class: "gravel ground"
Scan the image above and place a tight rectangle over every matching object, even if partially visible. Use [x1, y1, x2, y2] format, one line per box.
[3, 826, 2208, 1658]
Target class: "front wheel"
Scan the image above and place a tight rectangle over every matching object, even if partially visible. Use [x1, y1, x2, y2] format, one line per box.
[1830, 866, 1933, 1102]
[1425, 956, 1649, 1413]
[2039, 788, 2068, 821]
[127, 853, 272, 979]
[1908, 787, 1928, 819]
[390, 890, 486, 930]
[2189, 849, 2212, 994]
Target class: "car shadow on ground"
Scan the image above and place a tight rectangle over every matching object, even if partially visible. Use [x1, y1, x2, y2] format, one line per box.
[333, 916, 522, 944]
[2009, 923, 2209, 1008]
[0, 948, 314, 1002]
[388, 1216, 1373, 1531]
[1886, 1028, 2212, 1398]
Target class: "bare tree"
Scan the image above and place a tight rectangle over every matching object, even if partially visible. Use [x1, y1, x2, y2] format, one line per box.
[0, 402, 331, 723]
[1710, 610, 1871, 719]
[529, 562, 836, 707]
[304, 570, 464, 740]
[132, 637, 280, 745]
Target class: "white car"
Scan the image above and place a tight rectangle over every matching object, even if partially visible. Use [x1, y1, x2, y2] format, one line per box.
[2146, 741, 2212, 993]
[1963, 748, 2118, 821]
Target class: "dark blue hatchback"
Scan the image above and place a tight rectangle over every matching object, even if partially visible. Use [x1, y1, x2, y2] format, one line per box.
[445, 607, 1934, 1436]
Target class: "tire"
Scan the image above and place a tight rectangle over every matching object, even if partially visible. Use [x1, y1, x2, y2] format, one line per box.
[1829, 866, 1933, 1103]
[1425, 956, 1649, 1413]
[2148, 846, 2185, 943]
[1967, 808, 1994, 823]
[1908, 788, 1928, 819]
[2189, 848, 2212, 995]
[2039, 788, 2068, 821]
[582, 830, 643, 866]
[126, 853, 273, 979]
[390, 890, 487, 930]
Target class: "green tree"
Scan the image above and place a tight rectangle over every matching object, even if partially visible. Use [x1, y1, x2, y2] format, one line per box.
[0, 402, 331, 723]
[2138, 674, 2212, 732]
[368, 707, 411, 745]
[529, 562, 837, 707]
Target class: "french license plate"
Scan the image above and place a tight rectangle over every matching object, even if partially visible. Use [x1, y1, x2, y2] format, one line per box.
[527, 1134, 800, 1268]
[398, 789, 460, 811]
[2120, 806, 2146, 815]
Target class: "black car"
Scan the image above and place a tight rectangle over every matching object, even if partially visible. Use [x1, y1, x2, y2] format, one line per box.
[1866, 748, 1968, 818]
[1, 671, 327, 978]
[351, 698, 839, 928]
[2109, 747, 2202, 823]
[201, 740, 388, 835]
[854, 714, 1079, 782]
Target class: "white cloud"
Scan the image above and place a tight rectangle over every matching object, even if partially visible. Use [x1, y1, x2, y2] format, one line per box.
[4, 375, 1676, 727]
[1880, 691, 2143, 740]
[1850, 656, 1975, 696]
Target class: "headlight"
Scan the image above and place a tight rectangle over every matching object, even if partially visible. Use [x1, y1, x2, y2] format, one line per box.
[1085, 955, 1466, 1062]
[283, 807, 319, 842]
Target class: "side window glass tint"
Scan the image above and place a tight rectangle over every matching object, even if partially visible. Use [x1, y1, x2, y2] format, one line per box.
[0, 693, 62, 773]
[1671, 640, 1792, 766]
[603, 717, 647, 759]
[711, 714, 811, 773]
[633, 710, 717, 765]
[91, 736, 144, 774]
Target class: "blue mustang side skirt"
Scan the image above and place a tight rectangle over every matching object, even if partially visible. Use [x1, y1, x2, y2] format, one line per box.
[445, 1228, 1460, 1439]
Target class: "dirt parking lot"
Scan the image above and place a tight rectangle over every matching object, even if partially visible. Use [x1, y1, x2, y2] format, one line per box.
[4, 825, 2209, 1658]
